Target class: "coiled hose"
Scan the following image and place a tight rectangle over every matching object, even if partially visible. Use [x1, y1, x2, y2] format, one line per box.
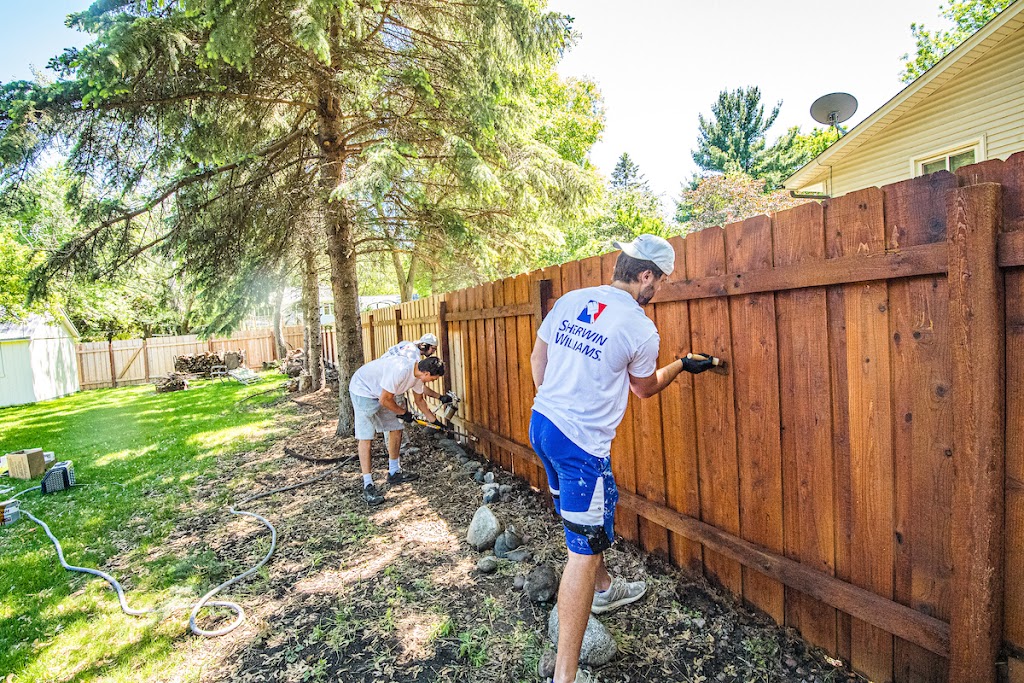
[11, 463, 344, 636]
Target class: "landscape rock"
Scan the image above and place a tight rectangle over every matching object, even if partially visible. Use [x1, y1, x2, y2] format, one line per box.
[493, 532, 510, 558]
[484, 472, 495, 484]
[463, 460, 481, 472]
[513, 574, 526, 591]
[525, 564, 559, 603]
[548, 607, 618, 666]
[498, 484, 513, 495]
[477, 556, 499, 574]
[505, 548, 532, 563]
[483, 487, 500, 504]
[537, 650, 557, 679]
[502, 527, 522, 551]
[466, 506, 503, 550]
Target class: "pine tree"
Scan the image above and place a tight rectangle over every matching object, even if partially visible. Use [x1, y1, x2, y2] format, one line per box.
[611, 153, 646, 190]
[1, 0, 576, 434]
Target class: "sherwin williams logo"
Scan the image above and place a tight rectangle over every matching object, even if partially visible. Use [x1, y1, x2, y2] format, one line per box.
[577, 300, 606, 324]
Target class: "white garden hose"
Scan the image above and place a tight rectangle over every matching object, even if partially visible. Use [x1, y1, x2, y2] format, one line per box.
[10, 463, 344, 636]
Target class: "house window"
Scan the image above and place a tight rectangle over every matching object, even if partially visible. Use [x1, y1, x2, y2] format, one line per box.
[320, 303, 334, 316]
[914, 139, 984, 176]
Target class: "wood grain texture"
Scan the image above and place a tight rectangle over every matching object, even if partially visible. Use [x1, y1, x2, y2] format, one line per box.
[773, 200, 839, 654]
[725, 215, 785, 623]
[947, 183, 1004, 683]
[826, 187, 895, 683]
[685, 226, 742, 594]
[885, 172, 955, 683]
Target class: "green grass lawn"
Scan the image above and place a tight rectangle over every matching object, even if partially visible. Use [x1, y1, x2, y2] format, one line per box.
[0, 376, 298, 682]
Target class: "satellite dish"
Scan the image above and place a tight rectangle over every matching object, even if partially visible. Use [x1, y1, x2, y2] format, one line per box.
[810, 92, 858, 134]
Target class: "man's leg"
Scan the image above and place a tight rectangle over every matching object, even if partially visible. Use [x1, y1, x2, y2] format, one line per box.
[387, 429, 402, 460]
[554, 550, 602, 683]
[358, 438, 373, 477]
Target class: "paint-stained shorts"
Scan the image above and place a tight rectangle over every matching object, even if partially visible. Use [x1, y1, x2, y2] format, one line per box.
[351, 392, 406, 440]
[528, 410, 617, 555]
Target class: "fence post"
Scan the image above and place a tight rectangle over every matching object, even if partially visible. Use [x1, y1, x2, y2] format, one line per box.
[107, 341, 117, 388]
[532, 278, 553, 327]
[438, 300, 452, 394]
[142, 338, 150, 382]
[367, 313, 376, 361]
[947, 182, 1004, 683]
[395, 307, 403, 343]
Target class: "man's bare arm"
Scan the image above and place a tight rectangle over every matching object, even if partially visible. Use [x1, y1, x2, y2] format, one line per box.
[380, 390, 405, 413]
[629, 360, 685, 399]
[413, 392, 437, 422]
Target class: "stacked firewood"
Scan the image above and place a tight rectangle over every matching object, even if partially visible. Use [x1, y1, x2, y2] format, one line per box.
[156, 373, 189, 393]
[174, 352, 224, 375]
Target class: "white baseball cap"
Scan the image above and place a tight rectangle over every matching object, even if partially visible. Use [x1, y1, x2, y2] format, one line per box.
[612, 234, 675, 276]
[418, 333, 439, 346]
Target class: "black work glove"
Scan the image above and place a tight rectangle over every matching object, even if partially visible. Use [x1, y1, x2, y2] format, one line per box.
[679, 354, 715, 375]
[430, 418, 445, 428]
[398, 410, 415, 423]
[438, 394, 454, 405]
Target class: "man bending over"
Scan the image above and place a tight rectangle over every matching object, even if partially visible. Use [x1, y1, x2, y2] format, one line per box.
[349, 355, 446, 505]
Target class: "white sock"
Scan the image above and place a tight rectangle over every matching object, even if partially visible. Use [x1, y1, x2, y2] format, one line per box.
[362, 474, 373, 487]
[389, 458, 401, 475]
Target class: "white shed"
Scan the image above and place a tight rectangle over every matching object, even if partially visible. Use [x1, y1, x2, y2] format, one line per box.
[0, 309, 81, 408]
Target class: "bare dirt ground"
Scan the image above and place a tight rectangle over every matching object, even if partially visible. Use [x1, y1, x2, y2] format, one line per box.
[169, 390, 858, 683]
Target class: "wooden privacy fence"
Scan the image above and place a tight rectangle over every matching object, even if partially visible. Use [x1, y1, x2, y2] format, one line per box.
[77, 325, 336, 389]
[360, 152, 1024, 683]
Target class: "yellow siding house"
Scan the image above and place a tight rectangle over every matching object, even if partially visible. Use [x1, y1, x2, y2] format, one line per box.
[785, 0, 1024, 197]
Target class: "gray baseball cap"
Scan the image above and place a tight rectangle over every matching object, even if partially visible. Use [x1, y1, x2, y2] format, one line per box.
[612, 234, 675, 276]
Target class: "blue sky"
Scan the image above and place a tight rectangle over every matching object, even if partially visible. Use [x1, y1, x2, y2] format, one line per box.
[3, 1, 949, 206]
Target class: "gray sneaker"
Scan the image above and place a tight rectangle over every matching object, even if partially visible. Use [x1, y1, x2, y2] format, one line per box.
[363, 483, 384, 506]
[591, 576, 647, 614]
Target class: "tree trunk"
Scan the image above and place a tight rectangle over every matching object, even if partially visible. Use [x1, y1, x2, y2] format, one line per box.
[302, 244, 323, 391]
[271, 287, 287, 359]
[390, 248, 419, 302]
[318, 84, 363, 435]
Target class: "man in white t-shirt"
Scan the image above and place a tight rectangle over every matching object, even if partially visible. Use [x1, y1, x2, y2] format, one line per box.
[384, 333, 439, 362]
[349, 355, 446, 505]
[529, 234, 716, 683]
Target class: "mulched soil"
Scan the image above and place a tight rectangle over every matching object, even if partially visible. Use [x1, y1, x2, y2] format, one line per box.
[166, 389, 859, 683]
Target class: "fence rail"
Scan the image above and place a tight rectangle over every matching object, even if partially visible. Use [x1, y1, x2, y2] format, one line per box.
[359, 152, 1024, 683]
[77, 325, 334, 389]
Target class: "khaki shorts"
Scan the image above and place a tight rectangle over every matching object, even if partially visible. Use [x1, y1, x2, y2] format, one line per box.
[351, 392, 406, 440]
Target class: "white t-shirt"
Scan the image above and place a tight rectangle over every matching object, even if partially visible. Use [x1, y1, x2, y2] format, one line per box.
[349, 355, 424, 399]
[385, 340, 421, 362]
[532, 285, 659, 458]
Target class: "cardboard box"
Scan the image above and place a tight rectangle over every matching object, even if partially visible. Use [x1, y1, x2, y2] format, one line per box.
[6, 448, 45, 479]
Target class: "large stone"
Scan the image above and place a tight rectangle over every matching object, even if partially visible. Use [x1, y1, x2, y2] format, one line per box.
[462, 460, 481, 472]
[502, 527, 523, 551]
[548, 607, 618, 666]
[498, 483, 513, 496]
[483, 471, 495, 484]
[466, 506, 503, 550]
[524, 564, 559, 603]
[505, 548, 532, 563]
[483, 487, 500, 504]
[493, 532, 510, 558]
[474, 469, 486, 483]
[477, 556, 499, 574]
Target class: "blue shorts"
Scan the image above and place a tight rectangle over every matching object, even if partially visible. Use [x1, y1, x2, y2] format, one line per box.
[529, 410, 617, 555]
